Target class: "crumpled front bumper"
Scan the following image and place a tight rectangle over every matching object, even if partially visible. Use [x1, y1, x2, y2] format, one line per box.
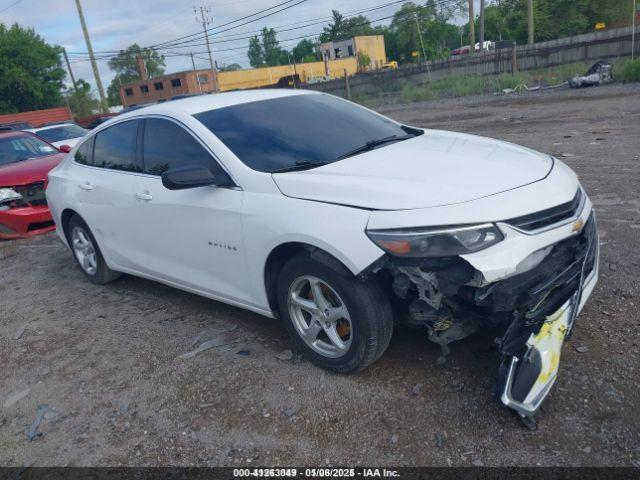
[0, 206, 55, 240]
[498, 221, 599, 420]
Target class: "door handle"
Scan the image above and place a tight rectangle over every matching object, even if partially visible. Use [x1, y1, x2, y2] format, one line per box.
[135, 192, 153, 201]
[78, 182, 93, 191]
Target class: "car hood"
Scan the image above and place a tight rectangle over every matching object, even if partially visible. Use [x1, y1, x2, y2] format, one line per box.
[271, 130, 554, 210]
[0, 153, 65, 187]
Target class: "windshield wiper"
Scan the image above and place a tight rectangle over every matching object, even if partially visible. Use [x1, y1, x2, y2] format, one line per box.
[336, 133, 419, 160]
[271, 160, 330, 174]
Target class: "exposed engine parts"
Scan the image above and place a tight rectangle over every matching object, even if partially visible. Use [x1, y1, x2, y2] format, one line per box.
[370, 212, 598, 426]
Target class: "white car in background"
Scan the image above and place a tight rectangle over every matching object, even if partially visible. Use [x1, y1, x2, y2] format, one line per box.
[45, 90, 598, 426]
[26, 122, 89, 151]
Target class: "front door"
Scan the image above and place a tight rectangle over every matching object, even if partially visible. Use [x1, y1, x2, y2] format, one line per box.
[133, 117, 251, 305]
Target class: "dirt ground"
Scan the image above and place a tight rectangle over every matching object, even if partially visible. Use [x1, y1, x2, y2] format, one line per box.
[1, 83, 639, 467]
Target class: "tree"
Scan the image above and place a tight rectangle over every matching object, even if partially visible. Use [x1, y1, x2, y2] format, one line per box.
[319, 10, 375, 42]
[262, 27, 284, 66]
[247, 28, 289, 67]
[479, 0, 633, 45]
[106, 43, 165, 107]
[107, 43, 165, 79]
[292, 39, 317, 63]
[0, 23, 65, 114]
[67, 79, 100, 118]
[248, 36, 264, 67]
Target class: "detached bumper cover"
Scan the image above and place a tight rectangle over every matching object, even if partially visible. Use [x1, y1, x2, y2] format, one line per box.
[498, 213, 599, 418]
[0, 206, 55, 239]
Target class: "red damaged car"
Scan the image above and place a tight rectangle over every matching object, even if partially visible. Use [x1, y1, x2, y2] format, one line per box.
[0, 131, 66, 239]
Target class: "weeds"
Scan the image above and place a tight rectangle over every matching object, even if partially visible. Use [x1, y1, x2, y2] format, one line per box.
[614, 58, 640, 82]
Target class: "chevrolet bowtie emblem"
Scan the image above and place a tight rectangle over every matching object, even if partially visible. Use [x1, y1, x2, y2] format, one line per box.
[572, 218, 585, 233]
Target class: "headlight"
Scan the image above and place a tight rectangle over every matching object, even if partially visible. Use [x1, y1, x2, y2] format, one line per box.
[366, 223, 504, 257]
[0, 188, 24, 211]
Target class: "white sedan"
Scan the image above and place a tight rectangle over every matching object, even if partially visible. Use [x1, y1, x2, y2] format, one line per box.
[26, 122, 89, 150]
[45, 90, 598, 425]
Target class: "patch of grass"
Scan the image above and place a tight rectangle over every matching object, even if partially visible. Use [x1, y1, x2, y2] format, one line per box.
[614, 58, 640, 82]
[348, 57, 635, 108]
[400, 83, 437, 103]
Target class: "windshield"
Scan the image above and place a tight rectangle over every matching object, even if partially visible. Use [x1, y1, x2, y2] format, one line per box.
[194, 94, 421, 173]
[35, 125, 88, 143]
[0, 135, 58, 166]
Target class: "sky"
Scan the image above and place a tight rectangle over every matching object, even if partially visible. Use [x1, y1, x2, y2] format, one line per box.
[0, 0, 476, 96]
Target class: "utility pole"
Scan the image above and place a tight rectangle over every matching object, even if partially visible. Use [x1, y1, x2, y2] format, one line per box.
[468, 0, 475, 55]
[74, 0, 108, 113]
[62, 48, 77, 92]
[414, 13, 431, 81]
[633, 0, 637, 60]
[527, 0, 535, 45]
[195, 6, 219, 93]
[191, 52, 202, 93]
[479, 0, 486, 52]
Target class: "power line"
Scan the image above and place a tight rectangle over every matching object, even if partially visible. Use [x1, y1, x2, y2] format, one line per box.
[67, 0, 452, 56]
[66, 0, 462, 67]
[0, 0, 23, 14]
[149, 0, 305, 50]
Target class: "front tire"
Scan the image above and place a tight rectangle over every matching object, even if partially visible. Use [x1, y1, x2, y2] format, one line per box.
[66, 214, 121, 285]
[277, 254, 393, 373]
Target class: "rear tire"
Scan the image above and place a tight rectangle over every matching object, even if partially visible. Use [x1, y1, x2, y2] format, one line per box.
[277, 253, 393, 373]
[66, 214, 121, 285]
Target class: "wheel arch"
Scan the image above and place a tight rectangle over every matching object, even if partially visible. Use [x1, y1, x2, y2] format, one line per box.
[263, 241, 355, 315]
[60, 208, 80, 242]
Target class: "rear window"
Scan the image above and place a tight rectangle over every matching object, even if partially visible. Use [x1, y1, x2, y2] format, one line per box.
[0, 135, 57, 166]
[35, 125, 88, 144]
[193, 94, 409, 173]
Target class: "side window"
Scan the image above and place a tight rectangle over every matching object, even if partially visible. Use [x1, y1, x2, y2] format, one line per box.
[74, 137, 94, 165]
[142, 118, 225, 177]
[93, 120, 140, 172]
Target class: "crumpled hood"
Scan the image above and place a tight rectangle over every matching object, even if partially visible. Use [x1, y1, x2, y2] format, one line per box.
[0, 153, 65, 187]
[272, 129, 554, 210]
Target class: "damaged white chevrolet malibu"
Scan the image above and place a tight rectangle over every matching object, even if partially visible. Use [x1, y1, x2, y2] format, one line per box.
[46, 90, 598, 426]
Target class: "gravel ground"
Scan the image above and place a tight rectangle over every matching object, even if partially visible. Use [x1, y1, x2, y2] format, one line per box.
[1, 83, 639, 467]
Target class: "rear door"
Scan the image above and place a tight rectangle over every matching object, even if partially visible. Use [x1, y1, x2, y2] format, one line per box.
[132, 117, 250, 304]
[74, 119, 150, 272]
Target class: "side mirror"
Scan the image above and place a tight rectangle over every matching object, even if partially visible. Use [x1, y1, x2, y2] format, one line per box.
[161, 165, 232, 190]
[58, 145, 72, 153]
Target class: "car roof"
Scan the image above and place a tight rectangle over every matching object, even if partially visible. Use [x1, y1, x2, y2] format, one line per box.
[26, 122, 78, 132]
[0, 130, 32, 139]
[116, 89, 318, 121]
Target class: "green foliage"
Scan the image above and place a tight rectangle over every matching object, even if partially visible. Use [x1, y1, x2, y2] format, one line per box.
[106, 43, 165, 107]
[292, 39, 317, 63]
[247, 28, 290, 67]
[481, 0, 634, 44]
[357, 50, 371, 70]
[107, 43, 165, 78]
[0, 23, 65, 114]
[386, 2, 462, 64]
[261, 28, 283, 67]
[616, 58, 640, 82]
[248, 36, 264, 68]
[67, 79, 100, 118]
[319, 10, 375, 42]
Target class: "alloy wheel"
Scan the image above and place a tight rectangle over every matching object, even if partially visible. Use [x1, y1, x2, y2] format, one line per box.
[71, 226, 98, 276]
[287, 275, 353, 358]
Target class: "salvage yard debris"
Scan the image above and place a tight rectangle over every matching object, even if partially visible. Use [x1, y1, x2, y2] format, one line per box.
[27, 404, 51, 441]
[569, 61, 613, 88]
